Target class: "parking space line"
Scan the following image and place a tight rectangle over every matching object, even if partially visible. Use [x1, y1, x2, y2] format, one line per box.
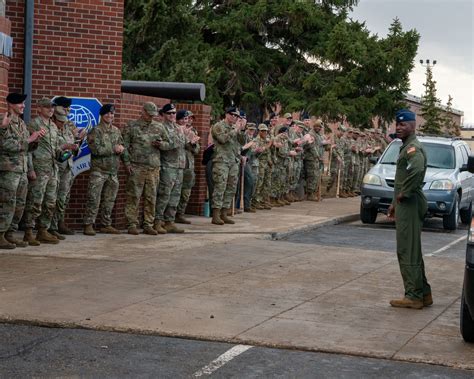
[425, 235, 466, 256]
[193, 344, 253, 377]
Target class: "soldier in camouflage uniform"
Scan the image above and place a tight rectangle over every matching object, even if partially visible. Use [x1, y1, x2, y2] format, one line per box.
[288, 120, 305, 201]
[0, 93, 45, 249]
[176, 110, 200, 224]
[122, 102, 162, 236]
[23, 98, 74, 245]
[241, 122, 258, 212]
[303, 119, 324, 201]
[326, 125, 345, 194]
[154, 103, 190, 233]
[49, 98, 85, 238]
[253, 124, 273, 210]
[210, 107, 246, 225]
[83, 104, 124, 236]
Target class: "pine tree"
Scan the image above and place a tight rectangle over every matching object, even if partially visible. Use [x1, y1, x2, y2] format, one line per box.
[419, 65, 444, 135]
[444, 95, 461, 136]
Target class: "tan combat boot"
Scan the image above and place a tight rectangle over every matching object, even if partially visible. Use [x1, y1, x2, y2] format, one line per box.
[0, 232, 16, 249]
[58, 220, 75, 235]
[23, 228, 40, 246]
[36, 227, 59, 244]
[163, 221, 184, 233]
[143, 226, 158, 235]
[48, 230, 66, 240]
[389, 297, 423, 310]
[128, 226, 140, 235]
[211, 209, 224, 225]
[83, 224, 96, 236]
[5, 231, 28, 247]
[423, 293, 433, 307]
[99, 225, 121, 234]
[220, 209, 235, 224]
[153, 220, 168, 234]
[175, 214, 191, 224]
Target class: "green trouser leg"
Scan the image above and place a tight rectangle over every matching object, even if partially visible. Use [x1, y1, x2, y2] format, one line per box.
[395, 195, 431, 300]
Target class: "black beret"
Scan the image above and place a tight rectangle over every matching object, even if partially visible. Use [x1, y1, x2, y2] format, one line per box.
[53, 96, 72, 108]
[160, 103, 176, 114]
[99, 104, 115, 116]
[176, 109, 188, 120]
[278, 126, 289, 134]
[239, 110, 247, 119]
[6, 93, 27, 104]
[225, 106, 239, 116]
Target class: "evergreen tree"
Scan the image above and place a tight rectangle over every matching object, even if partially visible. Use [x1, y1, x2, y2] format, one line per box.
[444, 95, 460, 136]
[419, 65, 444, 135]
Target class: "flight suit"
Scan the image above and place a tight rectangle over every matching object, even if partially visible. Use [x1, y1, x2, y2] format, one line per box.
[393, 134, 431, 301]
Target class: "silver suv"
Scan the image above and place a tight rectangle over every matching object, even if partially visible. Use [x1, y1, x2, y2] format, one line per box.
[360, 136, 474, 230]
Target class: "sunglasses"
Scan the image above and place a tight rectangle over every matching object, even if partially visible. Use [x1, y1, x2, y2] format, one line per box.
[166, 112, 176, 115]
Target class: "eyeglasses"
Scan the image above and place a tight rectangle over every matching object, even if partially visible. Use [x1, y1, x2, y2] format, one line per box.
[166, 112, 176, 115]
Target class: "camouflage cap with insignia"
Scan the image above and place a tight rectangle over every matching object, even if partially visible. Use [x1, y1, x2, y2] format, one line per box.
[53, 109, 69, 122]
[314, 119, 323, 127]
[37, 97, 53, 107]
[283, 112, 292, 119]
[246, 122, 257, 130]
[143, 102, 158, 116]
[258, 123, 268, 131]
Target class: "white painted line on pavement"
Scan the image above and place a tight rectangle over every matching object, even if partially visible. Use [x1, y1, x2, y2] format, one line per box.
[193, 344, 253, 377]
[425, 235, 466, 257]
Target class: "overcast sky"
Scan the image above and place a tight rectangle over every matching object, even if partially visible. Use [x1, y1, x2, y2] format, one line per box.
[349, 0, 474, 125]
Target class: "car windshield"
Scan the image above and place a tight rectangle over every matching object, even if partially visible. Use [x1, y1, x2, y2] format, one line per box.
[380, 140, 455, 169]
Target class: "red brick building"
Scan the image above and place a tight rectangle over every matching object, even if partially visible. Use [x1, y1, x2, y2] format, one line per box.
[3, 1, 210, 229]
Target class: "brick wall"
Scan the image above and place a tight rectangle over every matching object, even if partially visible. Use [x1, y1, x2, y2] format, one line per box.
[0, 14, 10, 112]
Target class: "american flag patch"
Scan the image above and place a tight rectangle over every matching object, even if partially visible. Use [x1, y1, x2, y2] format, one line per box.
[407, 146, 416, 154]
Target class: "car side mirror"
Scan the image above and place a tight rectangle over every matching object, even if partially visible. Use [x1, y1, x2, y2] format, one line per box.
[467, 156, 474, 173]
[369, 156, 378, 164]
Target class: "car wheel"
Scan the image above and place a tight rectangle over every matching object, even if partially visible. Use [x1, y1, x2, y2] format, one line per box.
[443, 194, 459, 230]
[461, 289, 474, 342]
[460, 201, 472, 225]
[360, 203, 377, 224]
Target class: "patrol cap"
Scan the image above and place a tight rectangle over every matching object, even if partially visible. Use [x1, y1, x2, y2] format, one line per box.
[37, 97, 54, 107]
[55, 106, 68, 116]
[293, 120, 305, 127]
[396, 109, 416, 123]
[186, 110, 194, 118]
[53, 108, 68, 122]
[314, 119, 323, 127]
[246, 122, 256, 130]
[53, 96, 72, 108]
[353, 128, 361, 134]
[225, 106, 239, 116]
[6, 92, 27, 104]
[176, 109, 188, 120]
[99, 103, 115, 116]
[143, 102, 158, 116]
[258, 123, 268, 131]
[160, 103, 176, 114]
[283, 112, 292, 119]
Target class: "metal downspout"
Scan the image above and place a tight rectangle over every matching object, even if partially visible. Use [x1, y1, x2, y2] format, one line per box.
[23, 0, 34, 122]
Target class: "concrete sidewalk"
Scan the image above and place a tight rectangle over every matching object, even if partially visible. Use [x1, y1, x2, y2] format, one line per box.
[1, 197, 473, 370]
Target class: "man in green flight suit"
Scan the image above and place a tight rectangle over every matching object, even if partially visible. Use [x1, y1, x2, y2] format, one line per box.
[387, 109, 432, 310]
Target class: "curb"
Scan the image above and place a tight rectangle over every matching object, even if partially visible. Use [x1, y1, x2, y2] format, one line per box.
[269, 213, 360, 240]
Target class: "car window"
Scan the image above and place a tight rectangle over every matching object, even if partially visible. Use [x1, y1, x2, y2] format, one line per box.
[456, 146, 464, 168]
[460, 145, 469, 164]
[380, 140, 455, 169]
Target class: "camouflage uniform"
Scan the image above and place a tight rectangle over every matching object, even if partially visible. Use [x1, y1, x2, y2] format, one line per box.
[272, 132, 290, 198]
[211, 120, 245, 210]
[0, 115, 32, 233]
[122, 118, 163, 229]
[24, 117, 62, 230]
[254, 135, 272, 204]
[50, 120, 78, 232]
[303, 129, 322, 196]
[176, 127, 200, 216]
[83, 120, 123, 227]
[154, 120, 186, 222]
[326, 134, 345, 192]
[289, 126, 304, 193]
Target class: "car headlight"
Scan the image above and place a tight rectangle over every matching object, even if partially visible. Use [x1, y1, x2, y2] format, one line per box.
[429, 180, 454, 190]
[362, 174, 382, 186]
